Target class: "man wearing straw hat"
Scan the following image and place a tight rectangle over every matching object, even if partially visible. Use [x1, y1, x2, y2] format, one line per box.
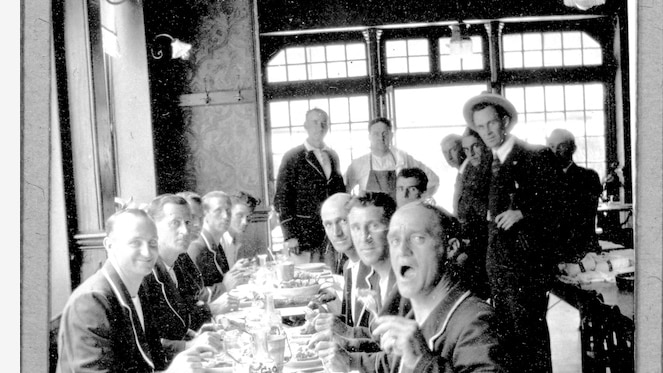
[462, 92, 563, 373]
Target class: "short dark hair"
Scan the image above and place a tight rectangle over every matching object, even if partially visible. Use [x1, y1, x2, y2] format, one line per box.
[231, 191, 261, 211]
[347, 192, 397, 224]
[105, 208, 152, 236]
[368, 117, 392, 131]
[417, 203, 464, 284]
[471, 102, 511, 122]
[177, 191, 202, 206]
[397, 167, 428, 193]
[201, 190, 231, 214]
[147, 194, 189, 222]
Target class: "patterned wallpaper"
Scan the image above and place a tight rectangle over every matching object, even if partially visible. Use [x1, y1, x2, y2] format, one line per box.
[182, 0, 264, 201]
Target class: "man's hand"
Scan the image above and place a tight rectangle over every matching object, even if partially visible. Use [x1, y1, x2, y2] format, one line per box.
[372, 315, 431, 369]
[209, 292, 239, 315]
[165, 345, 216, 373]
[313, 312, 351, 337]
[313, 338, 352, 373]
[495, 209, 524, 230]
[184, 331, 223, 353]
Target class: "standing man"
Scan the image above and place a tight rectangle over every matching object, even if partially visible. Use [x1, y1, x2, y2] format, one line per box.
[345, 117, 439, 201]
[395, 167, 428, 208]
[547, 128, 602, 262]
[441, 133, 468, 215]
[57, 209, 216, 373]
[274, 108, 346, 264]
[463, 92, 562, 373]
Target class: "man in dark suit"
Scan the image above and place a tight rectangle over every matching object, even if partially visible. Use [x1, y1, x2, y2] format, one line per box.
[139, 194, 223, 369]
[547, 128, 602, 262]
[463, 92, 563, 373]
[274, 108, 346, 264]
[57, 208, 216, 373]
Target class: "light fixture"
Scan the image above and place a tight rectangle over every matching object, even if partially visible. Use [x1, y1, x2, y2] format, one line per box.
[563, 0, 606, 11]
[448, 24, 473, 58]
[150, 34, 192, 60]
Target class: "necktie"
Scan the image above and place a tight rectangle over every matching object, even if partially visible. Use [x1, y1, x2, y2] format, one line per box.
[167, 266, 178, 287]
[318, 149, 332, 179]
[491, 154, 501, 176]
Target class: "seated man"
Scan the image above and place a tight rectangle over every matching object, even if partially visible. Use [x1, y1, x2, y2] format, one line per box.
[319, 192, 372, 327]
[310, 192, 408, 353]
[395, 167, 428, 208]
[188, 190, 249, 301]
[318, 203, 504, 372]
[57, 208, 218, 373]
[139, 194, 227, 369]
[176, 191, 204, 239]
[221, 191, 262, 266]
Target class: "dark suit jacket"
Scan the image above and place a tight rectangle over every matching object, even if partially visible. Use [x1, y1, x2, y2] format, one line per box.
[187, 229, 229, 301]
[57, 261, 157, 373]
[274, 144, 346, 252]
[340, 260, 372, 328]
[139, 258, 212, 369]
[487, 139, 563, 278]
[558, 162, 602, 261]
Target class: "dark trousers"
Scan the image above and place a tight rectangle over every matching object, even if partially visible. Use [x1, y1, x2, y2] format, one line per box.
[486, 226, 553, 373]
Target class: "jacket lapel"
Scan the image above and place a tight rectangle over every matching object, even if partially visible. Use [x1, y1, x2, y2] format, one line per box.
[305, 149, 326, 179]
[102, 262, 155, 370]
[152, 259, 188, 330]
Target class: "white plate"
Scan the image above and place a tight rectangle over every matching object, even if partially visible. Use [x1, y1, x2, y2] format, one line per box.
[295, 263, 327, 272]
[285, 357, 323, 369]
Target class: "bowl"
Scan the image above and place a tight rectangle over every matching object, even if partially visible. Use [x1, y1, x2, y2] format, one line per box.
[615, 271, 634, 291]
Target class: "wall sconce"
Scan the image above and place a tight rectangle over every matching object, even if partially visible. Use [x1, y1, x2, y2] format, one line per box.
[448, 24, 472, 58]
[563, 0, 606, 10]
[150, 34, 192, 60]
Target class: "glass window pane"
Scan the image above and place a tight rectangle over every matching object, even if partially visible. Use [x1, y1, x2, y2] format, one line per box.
[462, 55, 483, 70]
[585, 136, 605, 162]
[582, 33, 601, 49]
[526, 112, 546, 123]
[287, 64, 307, 81]
[308, 63, 327, 80]
[307, 46, 326, 63]
[523, 50, 543, 67]
[286, 47, 305, 64]
[347, 60, 367, 77]
[563, 32, 582, 49]
[523, 33, 542, 51]
[386, 40, 407, 57]
[543, 50, 563, 67]
[543, 32, 562, 50]
[271, 128, 293, 154]
[470, 36, 483, 53]
[269, 50, 286, 65]
[289, 100, 310, 123]
[309, 99, 329, 114]
[503, 34, 522, 52]
[327, 61, 347, 78]
[329, 97, 349, 124]
[346, 43, 365, 60]
[267, 66, 287, 83]
[585, 111, 605, 136]
[583, 49, 602, 65]
[565, 85, 585, 111]
[387, 57, 408, 74]
[524, 86, 545, 112]
[350, 96, 370, 122]
[503, 51, 523, 68]
[439, 38, 451, 54]
[545, 86, 565, 111]
[584, 84, 604, 110]
[269, 101, 290, 128]
[326, 45, 346, 62]
[440, 55, 461, 71]
[505, 87, 525, 113]
[563, 49, 583, 66]
[546, 111, 566, 123]
[408, 56, 430, 73]
[408, 39, 429, 56]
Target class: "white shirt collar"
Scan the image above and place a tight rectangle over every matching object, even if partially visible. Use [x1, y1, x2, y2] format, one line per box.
[304, 139, 329, 152]
[492, 134, 517, 163]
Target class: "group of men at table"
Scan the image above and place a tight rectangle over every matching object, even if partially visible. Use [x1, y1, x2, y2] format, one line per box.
[56, 92, 603, 372]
